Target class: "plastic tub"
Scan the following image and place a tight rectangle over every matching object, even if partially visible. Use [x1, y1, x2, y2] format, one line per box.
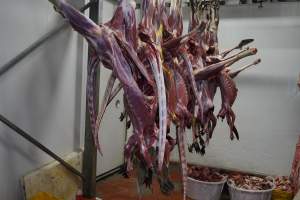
[227, 177, 275, 200]
[186, 176, 227, 200]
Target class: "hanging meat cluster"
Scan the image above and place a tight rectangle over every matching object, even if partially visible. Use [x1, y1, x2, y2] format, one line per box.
[48, 0, 260, 198]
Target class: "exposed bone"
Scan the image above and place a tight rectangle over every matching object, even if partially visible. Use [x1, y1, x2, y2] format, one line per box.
[108, 83, 122, 104]
[230, 58, 261, 79]
[221, 39, 254, 58]
[193, 48, 258, 80]
[94, 73, 116, 156]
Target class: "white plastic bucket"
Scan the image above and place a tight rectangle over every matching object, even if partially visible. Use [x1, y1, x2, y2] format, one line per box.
[186, 176, 227, 200]
[227, 177, 275, 200]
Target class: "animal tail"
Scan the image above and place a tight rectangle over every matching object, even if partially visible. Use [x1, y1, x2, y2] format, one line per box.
[87, 56, 103, 155]
[94, 73, 116, 156]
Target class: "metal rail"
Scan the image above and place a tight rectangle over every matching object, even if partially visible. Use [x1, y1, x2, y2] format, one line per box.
[0, 1, 96, 77]
[96, 164, 125, 182]
[0, 0, 98, 181]
[0, 114, 84, 180]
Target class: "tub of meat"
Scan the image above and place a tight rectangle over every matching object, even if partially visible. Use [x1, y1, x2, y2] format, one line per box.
[227, 174, 275, 200]
[186, 165, 227, 200]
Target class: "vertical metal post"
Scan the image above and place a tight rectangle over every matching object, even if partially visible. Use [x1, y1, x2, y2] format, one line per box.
[82, 0, 101, 198]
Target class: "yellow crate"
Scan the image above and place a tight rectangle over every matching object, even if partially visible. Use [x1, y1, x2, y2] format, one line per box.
[30, 192, 63, 200]
[272, 189, 293, 200]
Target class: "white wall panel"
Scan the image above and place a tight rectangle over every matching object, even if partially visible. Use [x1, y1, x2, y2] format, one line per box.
[0, 0, 84, 199]
[96, 1, 126, 175]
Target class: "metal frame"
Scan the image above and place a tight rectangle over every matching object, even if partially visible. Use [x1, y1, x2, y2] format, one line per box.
[0, 0, 101, 198]
[82, 0, 101, 197]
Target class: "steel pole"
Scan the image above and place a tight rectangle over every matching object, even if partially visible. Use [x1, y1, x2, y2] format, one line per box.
[82, 0, 102, 198]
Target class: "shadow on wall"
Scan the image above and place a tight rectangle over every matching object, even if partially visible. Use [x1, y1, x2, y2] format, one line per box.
[0, 131, 36, 199]
[21, 28, 73, 160]
[0, 1, 85, 199]
[0, 26, 74, 168]
[0, 27, 81, 198]
[0, 131, 37, 174]
[73, 29, 85, 150]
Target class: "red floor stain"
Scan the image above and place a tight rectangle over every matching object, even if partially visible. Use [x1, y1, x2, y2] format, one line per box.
[96, 167, 192, 200]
